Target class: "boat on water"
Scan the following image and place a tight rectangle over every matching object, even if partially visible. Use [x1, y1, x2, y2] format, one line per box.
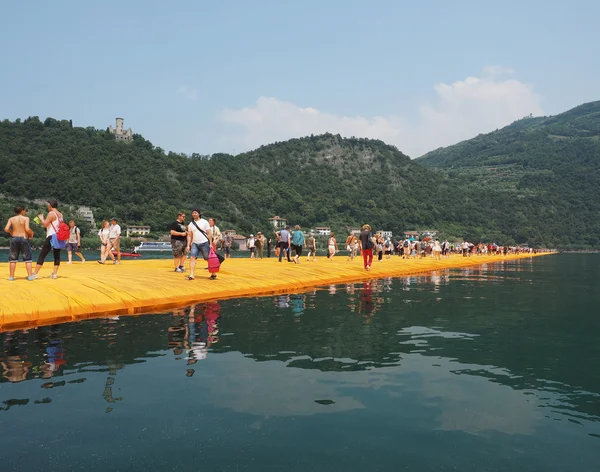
[133, 241, 172, 253]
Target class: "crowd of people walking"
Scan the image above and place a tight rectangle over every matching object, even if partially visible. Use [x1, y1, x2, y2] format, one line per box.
[4, 201, 547, 281]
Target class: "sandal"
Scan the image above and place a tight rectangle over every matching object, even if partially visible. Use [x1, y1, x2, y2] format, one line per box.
[186, 276, 195, 280]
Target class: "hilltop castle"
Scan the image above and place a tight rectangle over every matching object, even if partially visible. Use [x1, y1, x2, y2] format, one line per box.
[108, 117, 133, 141]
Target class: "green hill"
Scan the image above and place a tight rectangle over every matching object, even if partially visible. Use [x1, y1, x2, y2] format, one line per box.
[415, 101, 600, 248]
[1, 102, 599, 249]
[0, 119, 448, 240]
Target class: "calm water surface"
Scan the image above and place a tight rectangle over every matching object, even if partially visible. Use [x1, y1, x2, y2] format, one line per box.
[1, 254, 599, 471]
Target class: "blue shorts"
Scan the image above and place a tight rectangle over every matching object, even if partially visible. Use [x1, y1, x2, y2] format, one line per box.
[190, 242, 210, 260]
[9, 237, 32, 262]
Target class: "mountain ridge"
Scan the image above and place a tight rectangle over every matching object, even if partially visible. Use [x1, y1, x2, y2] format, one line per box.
[1, 100, 599, 248]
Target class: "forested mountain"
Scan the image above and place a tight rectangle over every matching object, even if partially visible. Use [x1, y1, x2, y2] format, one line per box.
[1, 101, 599, 248]
[416, 100, 600, 247]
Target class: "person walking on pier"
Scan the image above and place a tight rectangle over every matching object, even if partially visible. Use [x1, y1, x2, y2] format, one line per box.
[247, 234, 256, 258]
[346, 233, 357, 261]
[306, 232, 317, 262]
[291, 225, 304, 264]
[255, 232, 265, 259]
[98, 220, 115, 265]
[169, 211, 188, 272]
[108, 218, 121, 264]
[328, 232, 339, 260]
[223, 232, 232, 259]
[186, 209, 214, 280]
[31, 200, 64, 279]
[66, 220, 85, 264]
[208, 218, 221, 252]
[277, 226, 292, 262]
[4, 205, 35, 281]
[359, 224, 375, 271]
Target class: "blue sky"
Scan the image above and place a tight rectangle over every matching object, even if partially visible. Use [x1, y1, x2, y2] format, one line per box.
[1, 0, 598, 157]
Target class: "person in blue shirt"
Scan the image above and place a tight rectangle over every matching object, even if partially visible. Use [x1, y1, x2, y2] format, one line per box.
[290, 225, 305, 264]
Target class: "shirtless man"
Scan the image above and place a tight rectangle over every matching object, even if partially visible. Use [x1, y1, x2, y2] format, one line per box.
[4, 205, 35, 281]
[345, 233, 356, 261]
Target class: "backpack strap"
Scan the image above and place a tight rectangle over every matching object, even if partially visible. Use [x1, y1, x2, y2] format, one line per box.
[191, 220, 210, 240]
[49, 211, 61, 233]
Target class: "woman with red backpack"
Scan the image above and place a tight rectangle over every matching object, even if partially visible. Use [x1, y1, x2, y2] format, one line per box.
[31, 199, 68, 280]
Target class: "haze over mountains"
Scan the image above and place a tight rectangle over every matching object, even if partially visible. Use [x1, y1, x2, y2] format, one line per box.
[1, 100, 599, 248]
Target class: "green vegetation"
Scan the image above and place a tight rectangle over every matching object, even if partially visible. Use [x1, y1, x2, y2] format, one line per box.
[1, 101, 600, 249]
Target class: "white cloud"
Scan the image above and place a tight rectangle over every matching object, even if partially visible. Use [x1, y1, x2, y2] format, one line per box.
[178, 85, 198, 101]
[219, 68, 543, 157]
[482, 65, 515, 76]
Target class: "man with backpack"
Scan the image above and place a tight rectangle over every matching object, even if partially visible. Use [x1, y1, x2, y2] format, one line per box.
[67, 220, 86, 264]
[31, 199, 68, 280]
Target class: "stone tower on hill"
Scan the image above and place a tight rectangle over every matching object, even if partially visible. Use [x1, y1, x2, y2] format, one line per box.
[109, 117, 133, 141]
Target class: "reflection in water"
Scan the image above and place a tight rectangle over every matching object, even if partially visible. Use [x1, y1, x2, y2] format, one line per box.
[0, 256, 599, 471]
[168, 302, 221, 376]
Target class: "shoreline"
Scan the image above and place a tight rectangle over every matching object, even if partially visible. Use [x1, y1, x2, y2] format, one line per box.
[0, 252, 555, 332]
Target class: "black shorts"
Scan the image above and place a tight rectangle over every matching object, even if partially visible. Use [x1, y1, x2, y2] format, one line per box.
[293, 244, 303, 256]
[9, 237, 32, 262]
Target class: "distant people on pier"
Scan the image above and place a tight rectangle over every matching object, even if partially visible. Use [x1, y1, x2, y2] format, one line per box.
[66, 220, 85, 264]
[277, 226, 292, 262]
[290, 225, 305, 264]
[255, 232, 265, 259]
[208, 218, 221, 252]
[98, 220, 115, 265]
[327, 232, 339, 260]
[358, 224, 375, 270]
[306, 232, 317, 262]
[223, 232, 232, 259]
[247, 234, 256, 258]
[108, 218, 122, 264]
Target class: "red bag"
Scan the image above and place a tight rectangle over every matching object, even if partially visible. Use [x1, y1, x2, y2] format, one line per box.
[56, 221, 70, 241]
[207, 247, 221, 274]
[51, 212, 70, 241]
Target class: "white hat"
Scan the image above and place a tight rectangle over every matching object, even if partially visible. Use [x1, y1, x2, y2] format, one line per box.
[250, 234, 254, 237]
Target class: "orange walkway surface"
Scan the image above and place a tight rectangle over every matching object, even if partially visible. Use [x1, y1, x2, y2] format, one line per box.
[0, 252, 554, 331]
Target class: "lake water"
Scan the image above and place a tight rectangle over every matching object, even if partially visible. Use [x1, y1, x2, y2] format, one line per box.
[1, 254, 599, 471]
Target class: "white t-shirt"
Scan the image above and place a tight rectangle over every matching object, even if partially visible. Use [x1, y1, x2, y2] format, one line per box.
[109, 224, 121, 239]
[248, 237, 255, 248]
[98, 228, 110, 241]
[188, 218, 210, 244]
[68, 226, 80, 244]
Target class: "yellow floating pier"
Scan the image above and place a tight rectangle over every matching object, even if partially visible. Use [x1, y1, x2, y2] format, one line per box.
[0, 252, 553, 331]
